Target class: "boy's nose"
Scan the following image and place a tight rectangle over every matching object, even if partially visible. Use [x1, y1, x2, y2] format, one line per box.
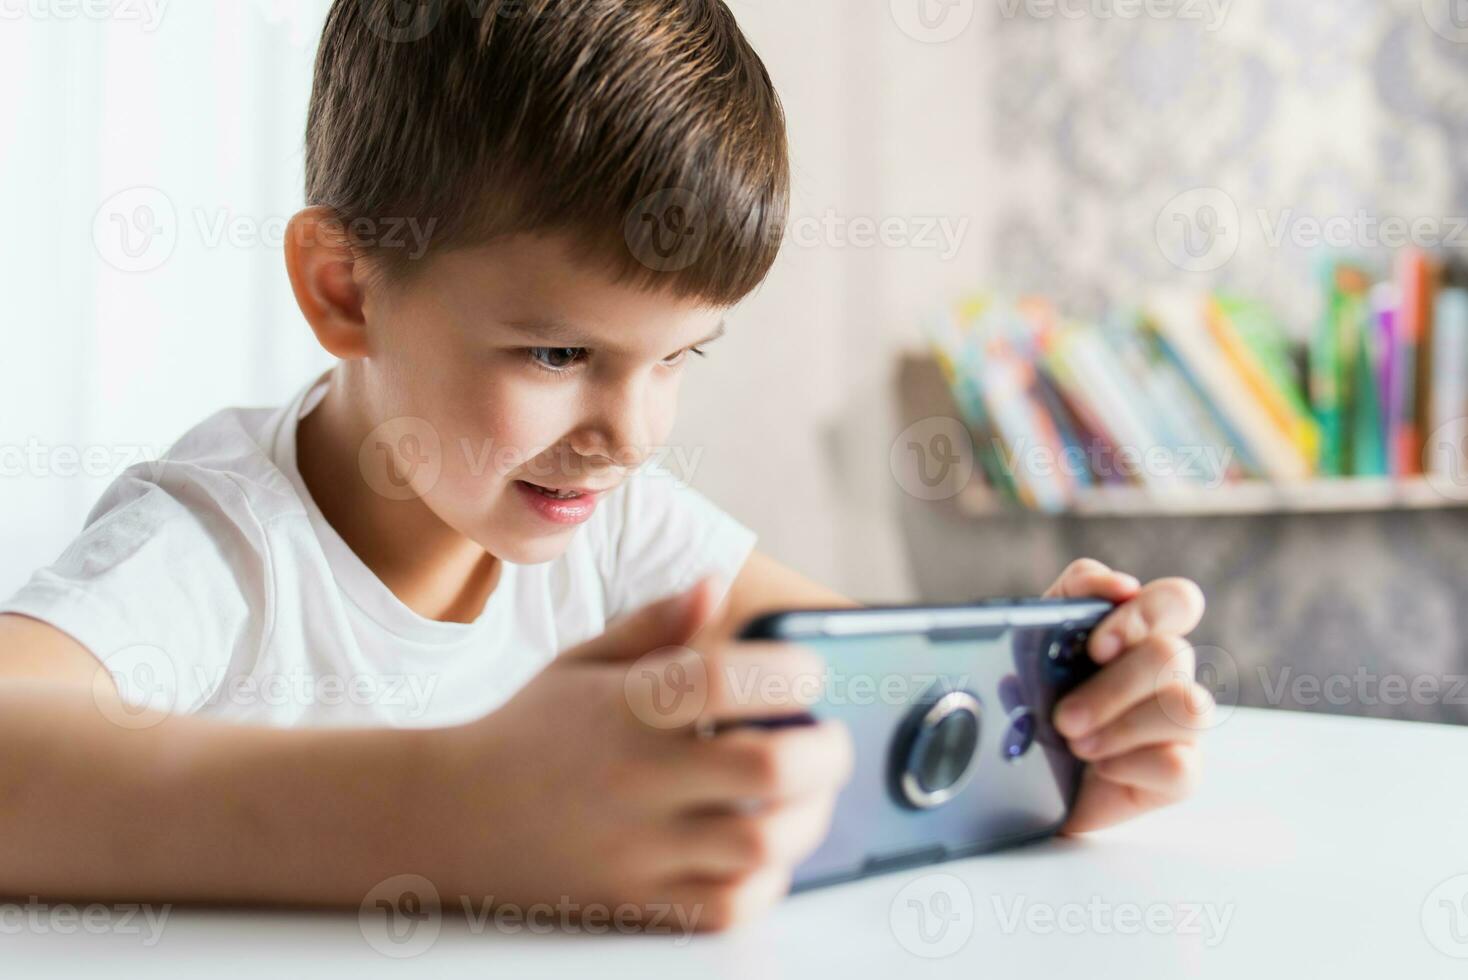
[575, 431, 650, 471]
[572, 406, 653, 471]
[578, 375, 665, 469]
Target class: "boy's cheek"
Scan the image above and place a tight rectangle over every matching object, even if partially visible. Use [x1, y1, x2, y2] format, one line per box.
[436, 390, 564, 482]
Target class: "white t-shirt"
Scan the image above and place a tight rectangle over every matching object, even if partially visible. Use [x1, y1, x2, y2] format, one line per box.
[0, 373, 757, 728]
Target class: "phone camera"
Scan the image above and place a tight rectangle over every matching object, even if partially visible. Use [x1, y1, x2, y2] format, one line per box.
[896, 691, 982, 810]
[1048, 628, 1090, 663]
[1045, 627, 1092, 685]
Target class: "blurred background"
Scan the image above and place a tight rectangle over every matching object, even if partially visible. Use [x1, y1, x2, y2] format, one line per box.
[4, 1, 1468, 721]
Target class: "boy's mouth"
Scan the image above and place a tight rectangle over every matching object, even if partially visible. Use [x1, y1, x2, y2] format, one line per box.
[514, 480, 604, 499]
[511, 479, 607, 527]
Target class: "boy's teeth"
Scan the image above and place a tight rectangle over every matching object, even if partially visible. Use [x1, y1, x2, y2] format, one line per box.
[529, 483, 580, 499]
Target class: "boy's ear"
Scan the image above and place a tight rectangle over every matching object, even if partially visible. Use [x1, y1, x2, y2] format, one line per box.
[284, 206, 370, 360]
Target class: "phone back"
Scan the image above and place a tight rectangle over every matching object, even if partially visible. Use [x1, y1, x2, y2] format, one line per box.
[740, 600, 1110, 891]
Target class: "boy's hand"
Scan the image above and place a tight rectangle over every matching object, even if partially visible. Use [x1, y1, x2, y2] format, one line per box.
[1045, 559, 1213, 834]
[431, 577, 851, 933]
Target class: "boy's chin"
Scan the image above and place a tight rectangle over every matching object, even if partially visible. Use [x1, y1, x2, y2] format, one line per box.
[485, 527, 579, 566]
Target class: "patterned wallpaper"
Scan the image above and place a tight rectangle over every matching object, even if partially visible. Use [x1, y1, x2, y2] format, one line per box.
[986, 0, 1468, 332]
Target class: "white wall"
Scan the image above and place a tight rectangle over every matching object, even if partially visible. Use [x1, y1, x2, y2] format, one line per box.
[694, 0, 999, 601]
[0, 2, 335, 595]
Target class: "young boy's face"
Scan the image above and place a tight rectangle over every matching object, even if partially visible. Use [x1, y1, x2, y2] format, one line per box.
[357, 234, 727, 566]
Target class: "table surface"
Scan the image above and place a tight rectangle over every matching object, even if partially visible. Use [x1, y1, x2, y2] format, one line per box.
[10, 706, 1468, 978]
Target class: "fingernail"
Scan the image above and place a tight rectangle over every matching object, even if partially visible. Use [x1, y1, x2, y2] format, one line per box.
[1057, 702, 1091, 736]
[1116, 574, 1141, 591]
[1074, 734, 1101, 756]
[702, 574, 729, 602]
[1093, 633, 1122, 661]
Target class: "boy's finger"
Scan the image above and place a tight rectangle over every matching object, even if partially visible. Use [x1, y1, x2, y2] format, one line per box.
[656, 866, 793, 933]
[1067, 684, 1211, 761]
[561, 575, 726, 661]
[676, 722, 854, 807]
[1054, 634, 1195, 738]
[1043, 558, 1141, 602]
[1088, 577, 1205, 663]
[1061, 766, 1174, 834]
[673, 796, 837, 877]
[1090, 742, 1203, 802]
[698, 644, 827, 723]
[618, 642, 825, 734]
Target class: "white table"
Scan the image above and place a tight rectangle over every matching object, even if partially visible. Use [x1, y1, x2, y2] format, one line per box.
[10, 707, 1468, 978]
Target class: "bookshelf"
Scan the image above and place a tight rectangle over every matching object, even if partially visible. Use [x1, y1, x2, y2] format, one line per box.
[896, 352, 1468, 519]
[913, 256, 1468, 517]
[955, 476, 1467, 518]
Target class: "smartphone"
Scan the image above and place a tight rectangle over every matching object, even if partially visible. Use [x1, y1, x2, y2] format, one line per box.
[737, 597, 1113, 892]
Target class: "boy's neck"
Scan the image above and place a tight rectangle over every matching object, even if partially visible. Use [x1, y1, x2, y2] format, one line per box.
[294, 372, 502, 625]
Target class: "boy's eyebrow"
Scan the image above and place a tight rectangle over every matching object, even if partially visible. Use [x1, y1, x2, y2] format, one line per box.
[502, 317, 728, 349]
[502, 317, 596, 346]
[695, 320, 728, 347]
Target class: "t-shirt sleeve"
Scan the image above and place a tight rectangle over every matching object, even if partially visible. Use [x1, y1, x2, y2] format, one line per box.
[598, 467, 758, 621]
[0, 466, 270, 715]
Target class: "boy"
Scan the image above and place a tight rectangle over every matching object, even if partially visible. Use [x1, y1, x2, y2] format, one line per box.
[0, 0, 1210, 930]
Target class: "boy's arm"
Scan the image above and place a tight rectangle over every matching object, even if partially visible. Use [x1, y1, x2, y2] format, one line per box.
[0, 613, 442, 906]
[0, 597, 855, 928]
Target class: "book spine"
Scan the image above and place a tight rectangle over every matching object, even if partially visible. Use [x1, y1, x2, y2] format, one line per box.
[1205, 298, 1320, 470]
[1371, 284, 1402, 477]
[1428, 287, 1468, 474]
[1400, 250, 1436, 476]
[1149, 292, 1309, 481]
[1070, 330, 1182, 490]
[922, 308, 1017, 503]
[1310, 264, 1345, 476]
[1040, 341, 1128, 487]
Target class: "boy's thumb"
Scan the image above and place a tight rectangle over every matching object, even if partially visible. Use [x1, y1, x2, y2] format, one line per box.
[561, 575, 726, 662]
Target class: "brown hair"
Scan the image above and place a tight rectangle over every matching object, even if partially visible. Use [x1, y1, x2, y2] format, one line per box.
[305, 0, 790, 305]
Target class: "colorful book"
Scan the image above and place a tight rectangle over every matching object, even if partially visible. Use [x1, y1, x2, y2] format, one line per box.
[979, 347, 1070, 511]
[1428, 280, 1468, 475]
[924, 264, 1457, 508]
[922, 303, 1019, 503]
[1371, 284, 1404, 477]
[1147, 291, 1311, 482]
[1334, 267, 1387, 476]
[1207, 296, 1322, 471]
[1399, 250, 1436, 476]
[1311, 261, 1347, 475]
[1100, 313, 1243, 485]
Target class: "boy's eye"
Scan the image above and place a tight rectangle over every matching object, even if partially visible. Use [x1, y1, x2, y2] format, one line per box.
[663, 346, 708, 367]
[527, 345, 707, 373]
[528, 347, 586, 371]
